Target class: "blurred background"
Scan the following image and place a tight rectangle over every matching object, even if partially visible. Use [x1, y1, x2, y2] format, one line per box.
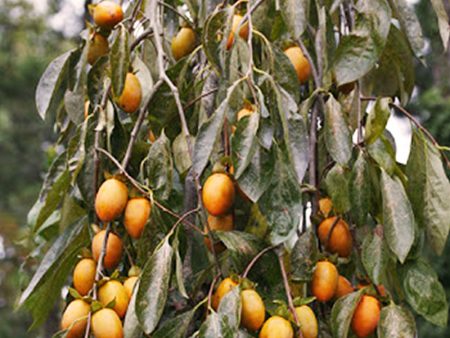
[0, 0, 448, 337]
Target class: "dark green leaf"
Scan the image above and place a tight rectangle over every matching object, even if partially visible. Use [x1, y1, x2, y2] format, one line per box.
[332, 0, 391, 85]
[110, 25, 130, 97]
[146, 131, 173, 200]
[35, 50, 74, 120]
[272, 48, 300, 102]
[290, 228, 319, 282]
[350, 151, 371, 226]
[430, 0, 450, 50]
[324, 96, 352, 166]
[153, 308, 196, 338]
[280, 0, 309, 39]
[19, 217, 89, 328]
[389, 0, 425, 59]
[330, 290, 364, 338]
[380, 170, 415, 263]
[232, 112, 259, 179]
[218, 286, 241, 332]
[124, 280, 143, 338]
[325, 163, 351, 214]
[365, 97, 391, 144]
[87, 56, 109, 106]
[216, 231, 263, 270]
[400, 259, 448, 327]
[198, 311, 234, 338]
[173, 133, 193, 175]
[368, 135, 397, 175]
[406, 130, 450, 255]
[377, 303, 416, 338]
[136, 238, 174, 334]
[361, 226, 389, 285]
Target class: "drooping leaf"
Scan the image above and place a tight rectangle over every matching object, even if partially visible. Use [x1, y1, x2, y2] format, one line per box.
[110, 24, 130, 97]
[430, 0, 450, 50]
[350, 151, 371, 226]
[19, 217, 89, 328]
[152, 308, 197, 338]
[368, 134, 397, 175]
[173, 133, 194, 175]
[400, 259, 448, 327]
[217, 286, 241, 332]
[36, 50, 76, 120]
[377, 303, 417, 338]
[146, 131, 174, 200]
[124, 280, 143, 338]
[325, 163, 351, 214]
[136, 238, 174, 334]
[332, 0, 391, 85]
[231, 112, 259, 179]
[330, 290, 364, 338]
[361, 226, 389, 284]
[280, 0, 309, 39]
[198, 311, 234, 338]
[365, 97, 392, 145]
[380, 170, 415, 263]
[290, 227, 319, 282]
[324, 96, 352, 166]
[389, 0, 425, 59]
[406, 130, 450, 255]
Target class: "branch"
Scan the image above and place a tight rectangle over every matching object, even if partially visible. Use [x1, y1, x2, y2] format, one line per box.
[149, 0, 223, 276]
[241, 245, 278, 278]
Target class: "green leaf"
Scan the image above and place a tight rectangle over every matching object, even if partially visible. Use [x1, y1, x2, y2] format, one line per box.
[136, 238, 174, 334]
[290, 228, 319, 282]
[146, 131, 174, 200]
[272, 47, 300, 102]
[325, 163, 351, 214]
[389, 0, 425, 59]
[124, 280, 143, 338]
[192, 80, 242, 176]
[430, 0, 450, 50]
[202, 8, 230, 73]
[259, 146, 303, 245]
[368, 134, 397, 175]
[232, 112, 259, 179]
[377, 303, 416, 338]
[173, 133, 194, 175]
[153, 308, 197, 338]
[218, 286, 242, 332]
[350, 151, 371, 226]
[280, 0, 309, 39]
[400, 259, 448, 327]
[35, 50, 74, 120]
[110, 25, 130, 97]
[19, 217, 89, 329]
[330, 290, 364, 338]
[324, 96, 352, 166]
[237, 143, 276, 202]
[332, 0, 391, 85]
[365, 98, 392, 145]
[406, 130, 450, 255]
[87, 55, 108, 107]
[361, 226, 389, 285]
[198, 311, 234, 338]
[380, 170, 415, 263]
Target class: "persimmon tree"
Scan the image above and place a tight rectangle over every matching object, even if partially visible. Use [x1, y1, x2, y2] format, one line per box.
[18, 0, 450, 337]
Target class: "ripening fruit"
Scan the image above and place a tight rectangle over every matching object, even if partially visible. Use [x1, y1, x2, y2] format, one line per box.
[98, 280, 129, 318]
[202, 173, 235, 216]
[87, 33, 109, 65]
[318, 217, 353, 257]
[284, 46, 311, 84]
[351, 295, 381, 338]
[172, 27, 196, 60]
[95, 178, 128, 222]
[117, 72, 142, 113]
[311, 261, 338, 302]
[60, 299, 90, 338]
[124, 197, 151, 239]
[204, 214, 234, 253]
[259, 316, 293, 338]
[226, 14, 249, 50]
[237, 107, 254, 121]
[123, 276, 138, 298]
[92, 230, 123, 269]
[319, 197, 333, 218]
[212, 277, 238, 310]
[295, 305, 318, 338]
[91, 308, 123, 338]
[335, 275, 354, 299]
[73, 258, 96, 296]
[241, 289, 265, 331]
[93, 1, 123, 29]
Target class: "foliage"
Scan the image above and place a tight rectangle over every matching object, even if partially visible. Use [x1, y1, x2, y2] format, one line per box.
[16, 0, 450, 337]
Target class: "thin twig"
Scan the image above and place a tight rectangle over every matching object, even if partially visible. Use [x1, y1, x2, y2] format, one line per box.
[207, 274, 221, 313]
[120, 79, 164, 170]
[184, 88, 218, 110]
[158, 0, 193, 26]
[324, 216, 341, 250]
[277, 251, 300, 328]
[130, 28, 154, 50]
[242, 245, 278, 278]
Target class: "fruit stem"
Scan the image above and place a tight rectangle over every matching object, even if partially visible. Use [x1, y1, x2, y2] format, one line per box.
[325, 216, 341, 250]
[207, 274, 221, 314]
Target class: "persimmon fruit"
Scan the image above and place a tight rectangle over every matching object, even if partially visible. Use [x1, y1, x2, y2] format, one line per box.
[202, 173, 235, 216]
[98, 280, 129, 318]
[73, 258, 96, 296]
[259, 315, 293, 338]
[212, 277, 238, 310]
[124, 197, 151, 239]
[123, 276, 138, 298]
[351, 295, 381, 338]
[117, 72, 142, 114]
[172, 27, 196, 60]
[92, 230, 123, 269]
[311, 261, 338, 302]
[241, 289, 265, 331]
[95, 178, 128, 222]
[204, 214, 234, 253]
[335, 275, 354, 299]
[295, 305, 318, 338]
[87, 33, 109, 65]
[60, 299, 90, 338]
[318, 216, 353, 257]
[226, 14, 249, 50]
[284, 46, 311, 84]
[91, 308, 124, 338]
[93, 1, 123, 29]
